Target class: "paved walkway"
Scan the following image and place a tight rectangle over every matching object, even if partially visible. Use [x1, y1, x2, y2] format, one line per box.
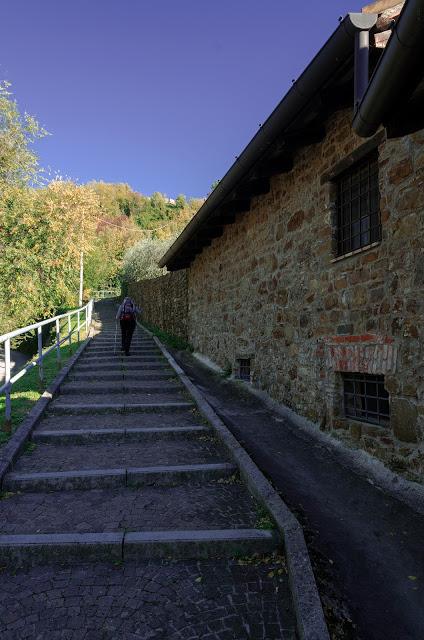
[0, 301, 296, 640]
[172, 349, 424, 640]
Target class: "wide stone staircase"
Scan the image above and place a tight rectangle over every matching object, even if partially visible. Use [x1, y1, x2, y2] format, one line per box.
[0, 301, 280, 564]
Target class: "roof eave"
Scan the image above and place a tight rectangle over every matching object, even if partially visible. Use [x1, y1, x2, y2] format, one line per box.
[160, 12, 377, 270]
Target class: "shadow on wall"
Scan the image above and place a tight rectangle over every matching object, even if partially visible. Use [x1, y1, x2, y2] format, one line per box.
[128, 270, 188, 344]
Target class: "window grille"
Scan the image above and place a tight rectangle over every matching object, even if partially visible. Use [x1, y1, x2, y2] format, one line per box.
[336, 152, 380, 256]
[237, 358, 251, 382]
[343, 373, 389, 427]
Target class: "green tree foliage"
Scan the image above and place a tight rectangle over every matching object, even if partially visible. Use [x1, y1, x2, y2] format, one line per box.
[87, 181, 147, 219]
[84, 215, 142, 291]
[175, 194, 187, 209]
[0, 81, 48, 187]
[121, 237, 172, 283]
[0, 181, 99, 334]
[0, 82, 204, 334]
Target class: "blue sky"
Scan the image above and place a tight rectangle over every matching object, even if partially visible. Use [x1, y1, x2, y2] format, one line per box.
[1, 1, 364, 198]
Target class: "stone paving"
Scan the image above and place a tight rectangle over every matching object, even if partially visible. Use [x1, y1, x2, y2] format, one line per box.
[0, 300, 297, 638]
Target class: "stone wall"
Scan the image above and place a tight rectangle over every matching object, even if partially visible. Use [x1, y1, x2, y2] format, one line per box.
[129, 270, 188, 342]
[187, 109, 424, 479]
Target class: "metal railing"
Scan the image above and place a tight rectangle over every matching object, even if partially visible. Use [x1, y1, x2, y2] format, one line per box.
[91, 288, 120, 301]
[0, 299, 94, 431]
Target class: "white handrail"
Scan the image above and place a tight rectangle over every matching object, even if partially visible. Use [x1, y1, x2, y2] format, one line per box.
[0, 299, 94, 431]
[92, 288, 120, 301]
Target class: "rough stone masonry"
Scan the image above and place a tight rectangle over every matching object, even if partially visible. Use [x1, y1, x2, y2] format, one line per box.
[133, 106, 424, 480]
[187, 110, 424, 479]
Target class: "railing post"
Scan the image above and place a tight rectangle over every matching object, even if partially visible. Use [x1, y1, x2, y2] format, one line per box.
[68, 314, 72, 349]
[85, 305, 89, 337]
[55, 318, 61, 364]
[77, 310, 81, 343]
[37, 325, 44, 389]
[4, 338, 12, 433]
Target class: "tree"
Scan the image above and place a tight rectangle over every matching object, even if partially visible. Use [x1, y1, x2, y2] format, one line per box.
[175, 194, 187, 209]
[0, 81, 48, 187]
[121, 237, 172, 284]
[87, 181, 147, 219]
[84, 214, 142, 292]
[0, 181, 99, 334]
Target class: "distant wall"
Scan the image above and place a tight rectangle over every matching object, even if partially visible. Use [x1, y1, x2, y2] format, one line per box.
[128, 270, 188, 342]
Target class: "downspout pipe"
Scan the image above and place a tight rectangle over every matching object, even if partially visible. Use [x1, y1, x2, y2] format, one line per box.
[354, 29, 371, 109]
[353, 0, 424, 138]
[160, 12, 377, 269]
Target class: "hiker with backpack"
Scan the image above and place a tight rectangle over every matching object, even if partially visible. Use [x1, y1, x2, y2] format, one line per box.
[116, 296, 140, 356]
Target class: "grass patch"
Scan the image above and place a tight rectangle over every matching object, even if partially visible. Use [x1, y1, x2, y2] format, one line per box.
[255, 504, 276, 531]
[140, 320, 192, 352]
[0, 326, 88, 445]
[23, 441, 37, 455]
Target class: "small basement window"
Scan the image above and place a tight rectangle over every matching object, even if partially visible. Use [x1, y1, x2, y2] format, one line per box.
[237, 358, 251, 382]
[335, 152, 381, 256]
[343, 373, 389, 427]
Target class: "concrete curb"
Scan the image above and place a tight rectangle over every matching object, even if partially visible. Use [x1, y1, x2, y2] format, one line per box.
[3, 462, 237, 492]
[0, 338, 91, 488]
[0, 532, 123, 567]
[32, 425, 210, 444]
[0, 528, 279, 566]
[49, 401, 193, 414]
[140, 324, 329, 640]
[124, 528, 279, 560]
[60, 383, 180, 394]
[4, 468, 126, 492]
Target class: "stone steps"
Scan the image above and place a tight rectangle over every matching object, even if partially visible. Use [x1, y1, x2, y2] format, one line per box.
[0, 484, 261, 535]
[32, 425, 210, 444]
[10, 440, 225, 474]
[77, 356, 165, 364]
[35, 412, 202, 431]
[0, 304, 281, 569]
[4, 463, 237, 492]
[0, 528, 278, 566]
[60, 382, 181, 395]
[68, 371, 174, 382]
[48, 400, 193, 415]
[73, 362, 171, 372]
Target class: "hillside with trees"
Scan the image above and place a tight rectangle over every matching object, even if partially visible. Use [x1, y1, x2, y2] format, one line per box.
[0, 82, 202, 335]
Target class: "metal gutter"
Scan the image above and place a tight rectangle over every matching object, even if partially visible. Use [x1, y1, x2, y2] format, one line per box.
[159, 12, 377, 269]
[353, 0, 424, 137]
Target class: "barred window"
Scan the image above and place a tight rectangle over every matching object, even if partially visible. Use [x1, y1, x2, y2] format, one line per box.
[336, 153, 380, 256]
[343, 373, 390, 427]
[237, 358, 251, 382]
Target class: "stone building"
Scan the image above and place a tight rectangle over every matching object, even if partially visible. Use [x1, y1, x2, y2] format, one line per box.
[154, 0, 424, 477]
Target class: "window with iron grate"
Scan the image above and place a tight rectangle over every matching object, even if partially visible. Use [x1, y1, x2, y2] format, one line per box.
[237, 358, 251, 382]
[342, 373, 390, 427]
[336, 152, 381, 256]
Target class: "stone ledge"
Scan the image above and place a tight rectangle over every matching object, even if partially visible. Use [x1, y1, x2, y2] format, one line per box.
[4, 468, 126, 492]
[3, 462, 235, 492]
[32, 425, 210, 444]
[127, 462, 236, 486]
[0, 532, 124, 567]
[124, 528, 279, 560]
[49, 401, 193, 415]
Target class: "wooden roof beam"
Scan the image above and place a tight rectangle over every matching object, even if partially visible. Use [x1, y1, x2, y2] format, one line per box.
[236, 177, 270, 199]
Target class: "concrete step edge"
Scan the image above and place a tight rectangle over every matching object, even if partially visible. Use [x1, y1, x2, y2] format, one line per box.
[0, 529, 280, 565]
[4, 462, 236, 491]
[60, 386, 180, 395]
[32, 425, 210, 442]
[48, 402, 193, 414]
